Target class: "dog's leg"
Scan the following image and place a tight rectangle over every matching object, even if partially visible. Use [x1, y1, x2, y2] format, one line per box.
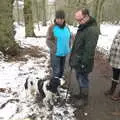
[49, 95, 54, 106]
[24, 77, 29, 99]
[43, 97, 50, 110]
[57, 86, 61, 96]
[43, 97, 47, 106]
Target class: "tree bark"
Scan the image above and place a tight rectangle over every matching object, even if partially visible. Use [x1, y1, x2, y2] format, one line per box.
[93, 0, 105, 24]
[35, 0, 40, 30]
[24, 0, 35, 37]
[97, 0, 105, 23]
[42, 0, 47, 26]
[16, 0, 20, 24]
[0, 0, 19, 56]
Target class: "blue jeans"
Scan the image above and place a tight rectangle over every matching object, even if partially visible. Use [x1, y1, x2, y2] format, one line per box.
[76, 71, 89, 88]
[51, 55, 66, 78]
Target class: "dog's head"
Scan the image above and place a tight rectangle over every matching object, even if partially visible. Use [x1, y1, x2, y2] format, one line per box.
[24, 76, 44, 97]
[47, 77, 65, 93]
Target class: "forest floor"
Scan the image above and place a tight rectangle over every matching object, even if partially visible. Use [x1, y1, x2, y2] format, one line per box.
[73, 51, 120, 120]
[1, 45, 120, 120]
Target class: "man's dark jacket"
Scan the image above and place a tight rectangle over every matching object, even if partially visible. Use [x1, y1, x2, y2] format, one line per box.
[69, 17, 100, 73]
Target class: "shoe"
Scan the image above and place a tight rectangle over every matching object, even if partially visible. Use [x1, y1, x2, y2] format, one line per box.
[104, 81, 118, 96]
[71, 99, 84, 108]
[83, 95, 88, 106]
[104, 89, 113, 96]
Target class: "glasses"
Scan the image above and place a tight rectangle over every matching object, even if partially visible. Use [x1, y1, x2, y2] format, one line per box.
[75, 15, 86, 22]
[78, 16, 86, 22]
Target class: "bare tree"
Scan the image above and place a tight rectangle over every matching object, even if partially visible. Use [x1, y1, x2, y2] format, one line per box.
[92, 0, 106, 23]
[35, 0, 40, 30]
[24, 0, 35, 37]
[0, 0, 20, 56]
[16, 0, 20, 24]
[42, 0, 47, 26]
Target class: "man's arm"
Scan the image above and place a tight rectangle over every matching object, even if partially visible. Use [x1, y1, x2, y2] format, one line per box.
[81, 28, 99, 66]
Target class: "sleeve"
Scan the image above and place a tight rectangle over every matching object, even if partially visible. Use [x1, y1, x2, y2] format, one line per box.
[46, 24, 55, 49]
[46, 24, 54, 40]
[81, 29, 99, 66]
[109, 30, 120, 61]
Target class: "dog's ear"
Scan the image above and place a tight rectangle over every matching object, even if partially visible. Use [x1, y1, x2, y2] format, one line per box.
[24, 77, 29, 89]
[47, 77, 60, 93]
[38, 80, 45, 98]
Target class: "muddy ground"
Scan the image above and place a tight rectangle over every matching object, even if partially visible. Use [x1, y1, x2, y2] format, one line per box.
[73, 51, 120, 120]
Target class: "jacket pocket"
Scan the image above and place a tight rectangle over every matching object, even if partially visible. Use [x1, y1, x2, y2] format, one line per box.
[69, 55, 81, 68]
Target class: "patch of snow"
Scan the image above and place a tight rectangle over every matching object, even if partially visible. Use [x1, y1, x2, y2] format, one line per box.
[0, 22, 120, 120]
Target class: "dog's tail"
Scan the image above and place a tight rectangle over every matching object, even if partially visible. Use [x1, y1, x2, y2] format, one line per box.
[38, 79, 45, 98]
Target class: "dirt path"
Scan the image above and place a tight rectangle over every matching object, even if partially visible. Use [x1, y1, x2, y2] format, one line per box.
[74, 52, 120, 120]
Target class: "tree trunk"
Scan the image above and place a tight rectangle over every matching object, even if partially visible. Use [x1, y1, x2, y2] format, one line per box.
[97, 0, 105, 23]
[93, 0, 105, 24]
[16, 0, 20, 24]
[24, 0, 35, 37]
[92, 0, 98, 18]
[0, 0, 20, 56]
[42, 0, 47, 26]
[35, 0, 40, 30]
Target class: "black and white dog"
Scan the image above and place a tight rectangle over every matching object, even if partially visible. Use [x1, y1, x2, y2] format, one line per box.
[24, 76, 65, 108]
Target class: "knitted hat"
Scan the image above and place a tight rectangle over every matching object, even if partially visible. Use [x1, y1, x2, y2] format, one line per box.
[55, 10, 65, 19]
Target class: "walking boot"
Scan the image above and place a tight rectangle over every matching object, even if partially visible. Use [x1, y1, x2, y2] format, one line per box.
[104, 80, 118, 96]
[81, 88, 89, 106]
[75, 87, 89, 108]
[111, 85, 120, 101]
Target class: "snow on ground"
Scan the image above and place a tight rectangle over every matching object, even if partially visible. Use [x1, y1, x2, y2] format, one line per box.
[0, 22, 120, 120]
[0, 23, 76, 120]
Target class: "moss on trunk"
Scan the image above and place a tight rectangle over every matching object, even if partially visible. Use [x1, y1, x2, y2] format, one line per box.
[0, 0, 20, 56]
[24, 0, 35, 37]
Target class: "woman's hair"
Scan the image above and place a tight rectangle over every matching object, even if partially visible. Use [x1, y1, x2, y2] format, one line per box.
[54, 19, 66, 28]
[55, 10, 65, 19]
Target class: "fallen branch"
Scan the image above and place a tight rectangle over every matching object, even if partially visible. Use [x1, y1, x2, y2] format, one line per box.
[0, 99, 19, 109]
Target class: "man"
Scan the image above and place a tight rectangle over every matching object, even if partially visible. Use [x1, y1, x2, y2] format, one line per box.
[69, 8, 100, 106]
[46, 10, 71, 92]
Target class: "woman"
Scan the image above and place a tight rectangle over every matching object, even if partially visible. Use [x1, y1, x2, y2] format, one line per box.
[46, 10, 71, 85]
[105, 30, 120, 101]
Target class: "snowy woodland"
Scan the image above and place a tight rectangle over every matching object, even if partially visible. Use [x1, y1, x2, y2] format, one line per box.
[0, 0, 120, 120]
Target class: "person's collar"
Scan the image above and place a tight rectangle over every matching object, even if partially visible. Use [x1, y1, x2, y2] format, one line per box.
[78, 16, 96, 31]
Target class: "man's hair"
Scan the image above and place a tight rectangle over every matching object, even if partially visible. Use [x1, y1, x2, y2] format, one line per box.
[77, 8, 90, 16]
